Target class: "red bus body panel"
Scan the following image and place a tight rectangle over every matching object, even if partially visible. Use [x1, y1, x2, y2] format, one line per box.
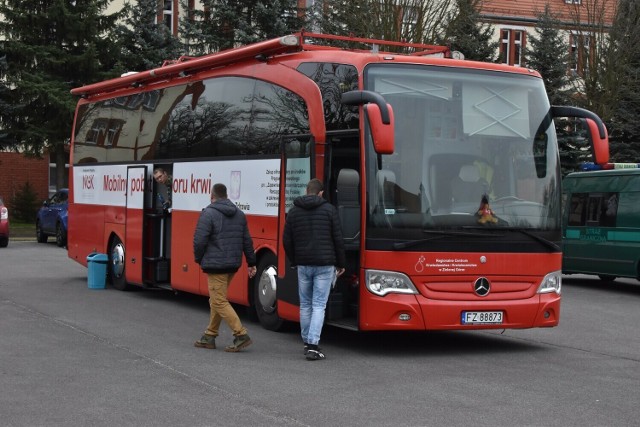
[358, 252, 561, 330]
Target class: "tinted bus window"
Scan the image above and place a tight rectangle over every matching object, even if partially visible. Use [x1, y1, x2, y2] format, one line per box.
[297, 62, 359, 131]
[73, 77, 309, 164]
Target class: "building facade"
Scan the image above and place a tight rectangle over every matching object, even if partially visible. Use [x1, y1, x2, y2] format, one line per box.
[479, 0, 616, 71]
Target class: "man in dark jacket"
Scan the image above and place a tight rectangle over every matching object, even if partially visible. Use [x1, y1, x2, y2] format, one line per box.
[283, 179, 346, 361]
[193, 183, 257, 352]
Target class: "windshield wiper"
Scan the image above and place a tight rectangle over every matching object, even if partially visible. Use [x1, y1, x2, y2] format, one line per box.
[393, 229, 559, 251]
[511, 229, 561, 252]
[393, 230, 497, 249]
[393, 234, 446, 249]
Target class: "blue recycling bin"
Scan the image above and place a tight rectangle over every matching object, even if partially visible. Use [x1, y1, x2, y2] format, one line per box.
[86, 253, 109, 289]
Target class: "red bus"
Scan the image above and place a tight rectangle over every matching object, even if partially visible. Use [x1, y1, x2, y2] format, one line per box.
[68, 32, 609, 331]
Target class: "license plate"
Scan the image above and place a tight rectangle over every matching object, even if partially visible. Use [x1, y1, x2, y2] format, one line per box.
[461, 311, 503, 325]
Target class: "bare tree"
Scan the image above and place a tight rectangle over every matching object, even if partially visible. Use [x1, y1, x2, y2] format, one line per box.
[310, 0, 454, 47]
[566, 0, 619, 121]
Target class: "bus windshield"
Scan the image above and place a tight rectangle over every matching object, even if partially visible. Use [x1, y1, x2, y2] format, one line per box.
[363, 64, 561, 243]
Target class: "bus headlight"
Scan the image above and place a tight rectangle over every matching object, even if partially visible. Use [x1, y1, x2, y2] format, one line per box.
[537, 271, 562, 295]
[365, 269, 418, 296]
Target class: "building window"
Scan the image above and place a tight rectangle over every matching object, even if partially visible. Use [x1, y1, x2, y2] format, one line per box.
[500, 29, 525, 67]
[570, 33, 592, 76]
[565, 0, 581, 4]
[160, 0, 177, 34]
[401, 6, 418, 42]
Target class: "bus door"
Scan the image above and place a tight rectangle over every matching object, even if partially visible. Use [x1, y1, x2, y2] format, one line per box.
[276, 136, 312, 321]
[125, 166, 147, 285]
[325, 131, 361, 328]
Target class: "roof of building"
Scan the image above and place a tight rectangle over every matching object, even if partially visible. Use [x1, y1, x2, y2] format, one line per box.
[479, 0, 615, 27]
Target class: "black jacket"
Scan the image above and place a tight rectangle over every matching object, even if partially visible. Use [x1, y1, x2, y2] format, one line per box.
[283, 195, 346, 268]
[193, 198, 256, 274]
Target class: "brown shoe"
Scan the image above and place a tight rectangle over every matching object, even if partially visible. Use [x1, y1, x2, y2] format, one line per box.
[224, 334, 252, 352]
[194, 334, 216, 349]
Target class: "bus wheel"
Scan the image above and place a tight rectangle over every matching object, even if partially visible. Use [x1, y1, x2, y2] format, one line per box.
[254, 253, 284, 331]
[598, 275, 616, 282]
[109, 236, 130, 291]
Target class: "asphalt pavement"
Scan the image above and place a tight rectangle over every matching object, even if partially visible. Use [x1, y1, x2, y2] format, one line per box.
[2, 241, 640, 427]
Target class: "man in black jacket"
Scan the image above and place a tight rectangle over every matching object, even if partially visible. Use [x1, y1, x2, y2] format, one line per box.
[193, 183, 257, 352]
[283, 179, 346, 360]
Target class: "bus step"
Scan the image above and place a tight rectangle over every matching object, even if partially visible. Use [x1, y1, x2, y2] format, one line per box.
[326, 317, 358, 331]
[154, 283, 174, 292]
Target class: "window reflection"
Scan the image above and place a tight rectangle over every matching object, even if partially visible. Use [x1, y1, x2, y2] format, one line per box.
[73, 77, 310, 164]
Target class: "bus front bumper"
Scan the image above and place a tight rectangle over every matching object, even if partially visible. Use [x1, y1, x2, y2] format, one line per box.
[359, 292, 560, 331]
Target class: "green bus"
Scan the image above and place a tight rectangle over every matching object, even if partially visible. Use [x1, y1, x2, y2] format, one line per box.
[562, 167, 640, 282]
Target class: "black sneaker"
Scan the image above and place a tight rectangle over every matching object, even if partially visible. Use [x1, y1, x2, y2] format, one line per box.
[305, 344, 325, 361]
[306, 349, 325, 361]
[304, 343, 322, 355]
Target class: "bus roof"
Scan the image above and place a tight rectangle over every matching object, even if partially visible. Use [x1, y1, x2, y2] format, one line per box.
[71, 31, 541, 99]
[565, 167, 640, 179]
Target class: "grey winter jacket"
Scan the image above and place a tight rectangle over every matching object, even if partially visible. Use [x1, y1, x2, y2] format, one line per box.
[193, 198, 256, 274]
[283, 194, 346, 268]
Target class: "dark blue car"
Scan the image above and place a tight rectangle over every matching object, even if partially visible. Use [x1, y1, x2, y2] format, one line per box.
[36, 189, 68, 247]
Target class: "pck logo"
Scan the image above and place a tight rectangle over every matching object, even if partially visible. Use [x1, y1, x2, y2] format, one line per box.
[82, 175, 94, 190]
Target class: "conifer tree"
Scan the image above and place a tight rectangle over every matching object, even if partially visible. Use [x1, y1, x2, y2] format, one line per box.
[526, 4, 584, 175]
[606, 0, 640, 162]
[115, 0, 184, 72]
[0, 0, 121, 189]
[179, 0, 305, 56]
[441, 0, 497, 62]
[526, 5, 573, 106]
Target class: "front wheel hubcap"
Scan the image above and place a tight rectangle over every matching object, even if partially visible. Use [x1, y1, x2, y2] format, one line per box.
[111, 243, 125, 279]
[257, 265, 277, 314]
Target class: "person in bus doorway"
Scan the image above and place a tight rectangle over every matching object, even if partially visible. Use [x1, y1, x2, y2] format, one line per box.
[283, 178, 346, 361]
[153, 167, 173, 210]
[193, 183, 257, 352]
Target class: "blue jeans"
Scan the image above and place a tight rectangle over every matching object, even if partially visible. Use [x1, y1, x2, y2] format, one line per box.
[297, 265, 334, 346]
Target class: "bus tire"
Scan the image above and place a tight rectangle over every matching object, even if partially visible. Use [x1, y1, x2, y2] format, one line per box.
[598, 275, 616, 282]
[109, 236, 130, 291]
[253, 253, 284, 331]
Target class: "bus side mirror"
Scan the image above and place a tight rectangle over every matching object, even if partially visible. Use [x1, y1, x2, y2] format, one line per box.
[550, 105, 610, 165]
[365, 103, 395, 155]
[342, 90, 395, 155]
[583, 118, 610, 165]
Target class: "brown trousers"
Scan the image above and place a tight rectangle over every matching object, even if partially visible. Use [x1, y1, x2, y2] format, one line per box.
[204, 273, 247, 337]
